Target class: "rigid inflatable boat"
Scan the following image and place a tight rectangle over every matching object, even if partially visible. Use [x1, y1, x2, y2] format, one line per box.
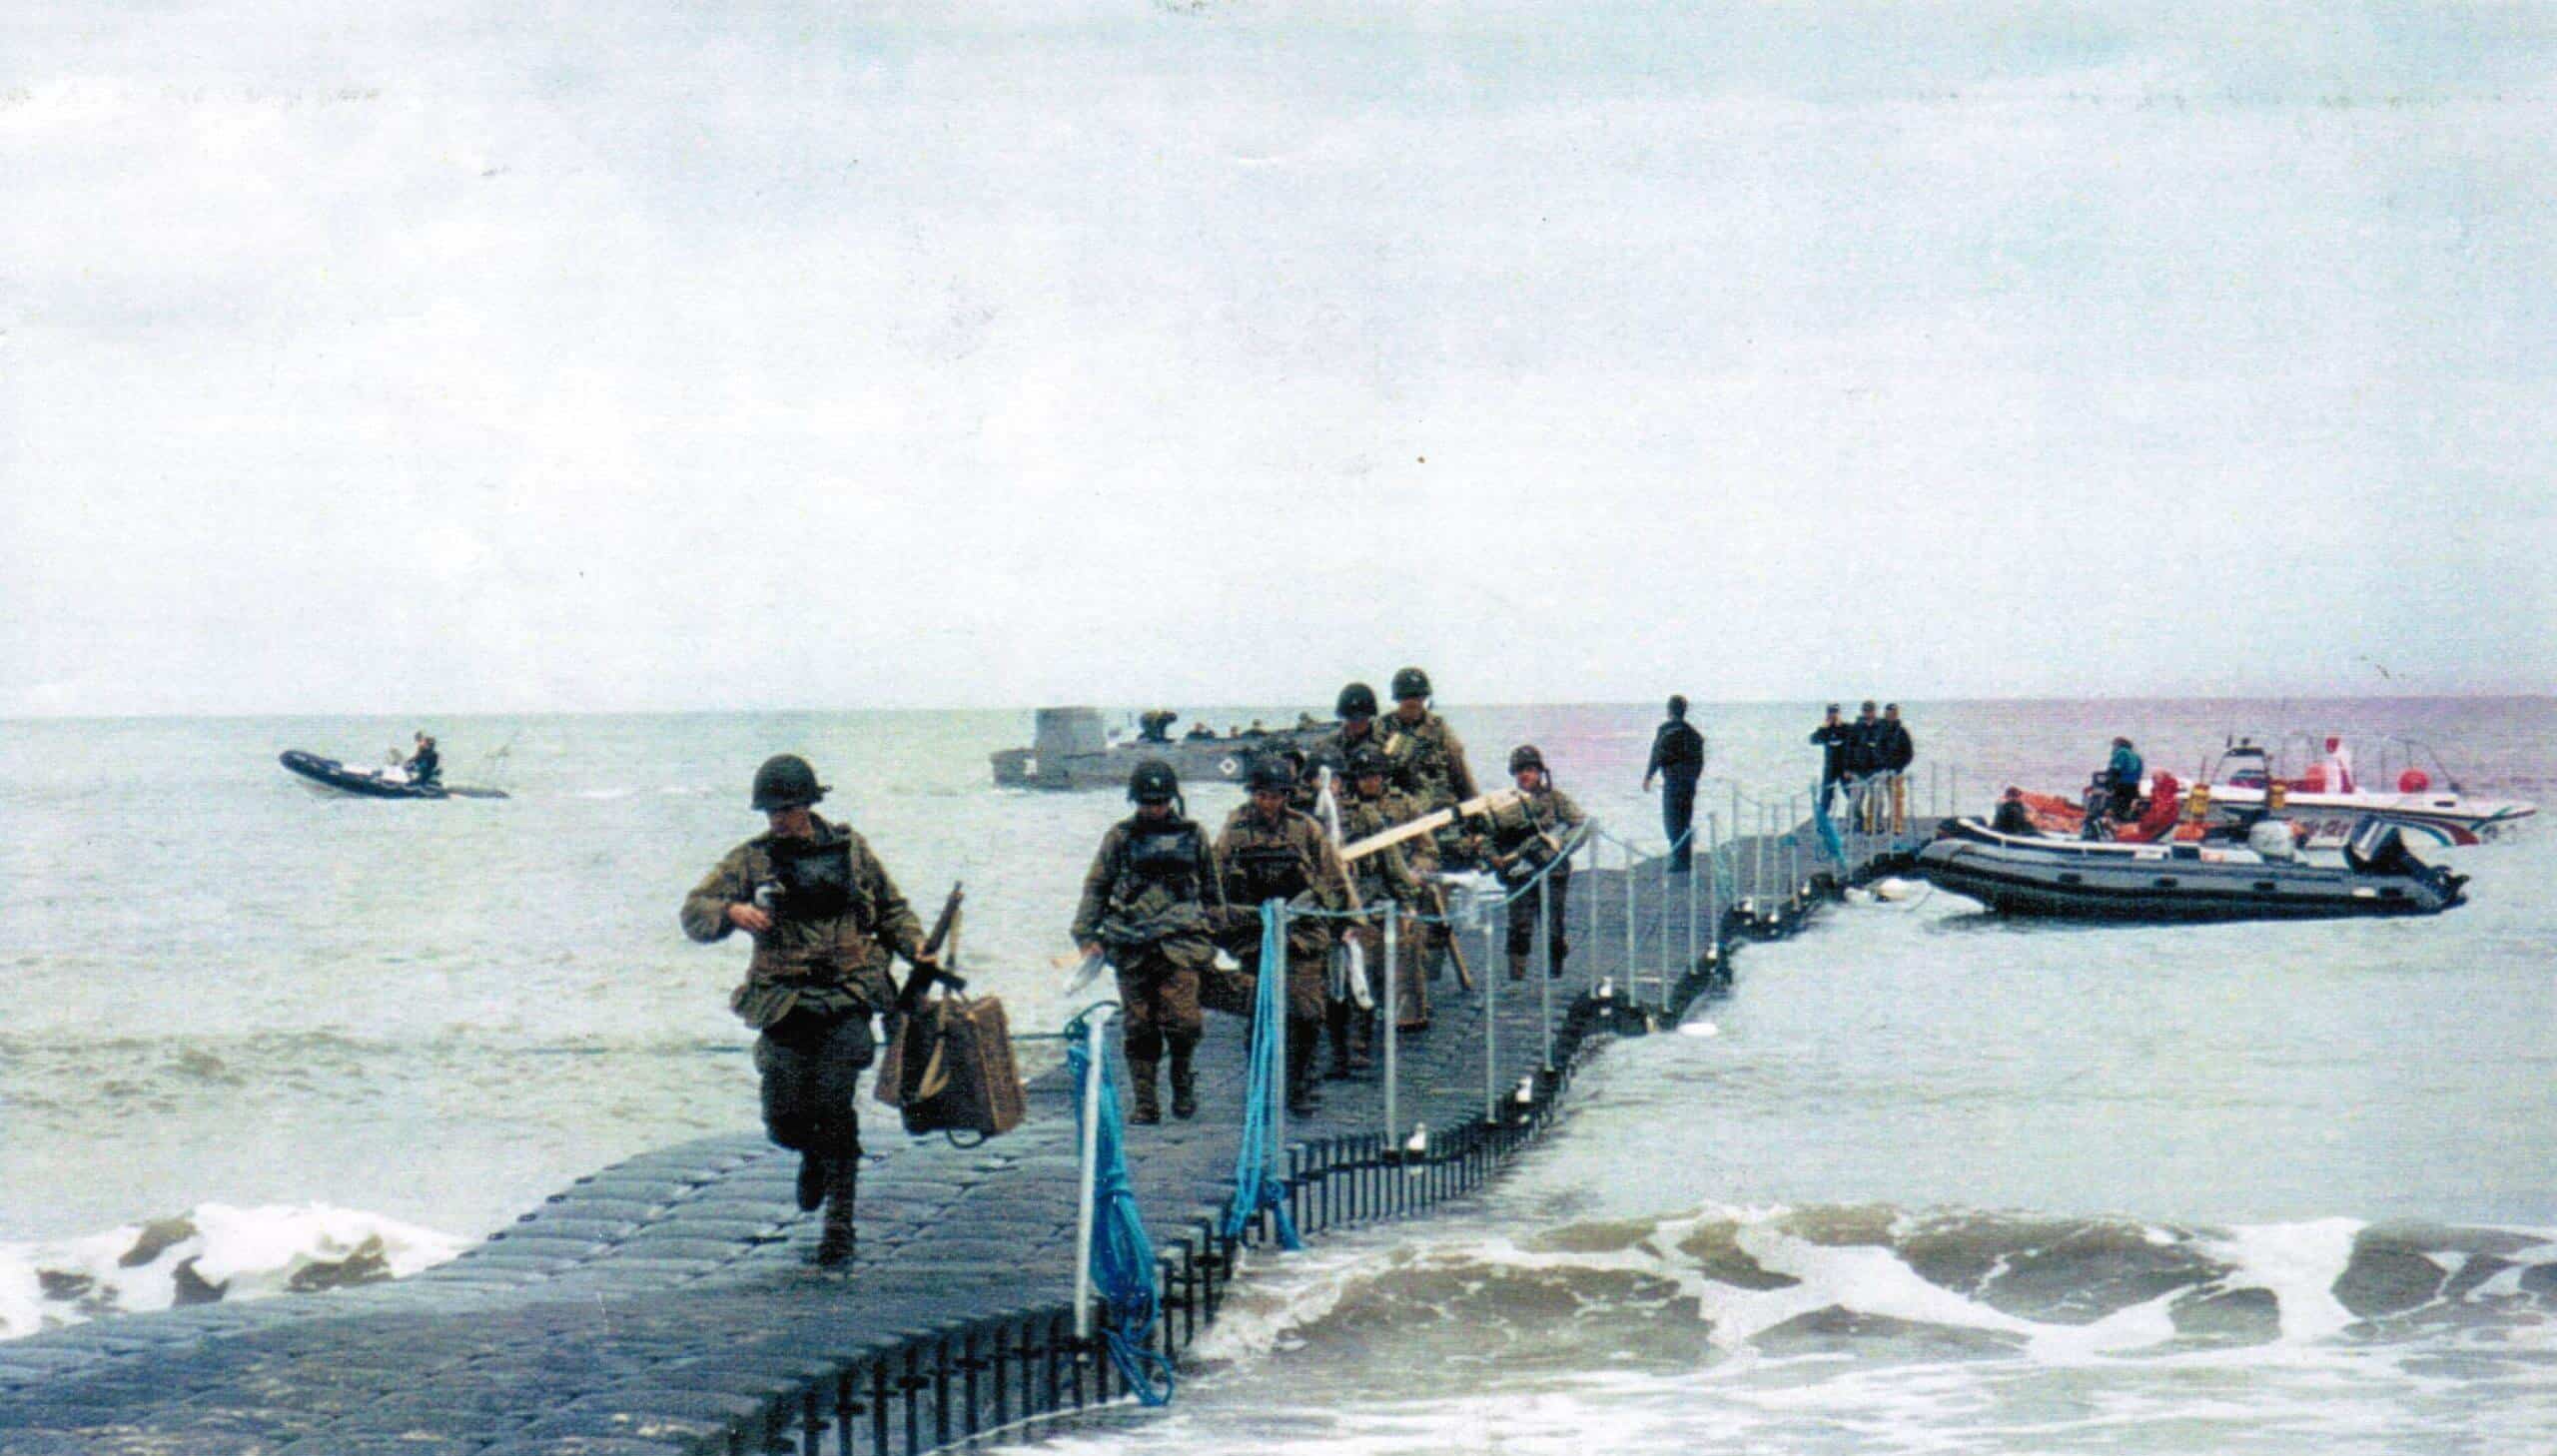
[279, 750, 510, 801]
[1914, 816, 2465, 922]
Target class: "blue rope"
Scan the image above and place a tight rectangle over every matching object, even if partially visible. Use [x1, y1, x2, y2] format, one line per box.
[1064, 1007, 1177, 1407]
[1223, 900, 1302, 1249]
[1811, 779, 1847, 867]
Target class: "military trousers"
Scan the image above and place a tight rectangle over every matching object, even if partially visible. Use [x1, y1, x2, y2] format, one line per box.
[1503, 862, 1572, 965]
[1661, 773, 1700, 871]
[754, 1007, 876, 1159]
[1345, 919, 1427, 1029]
[1112, 935, 1210, 1064]
[1237, 935, 1329, 1025]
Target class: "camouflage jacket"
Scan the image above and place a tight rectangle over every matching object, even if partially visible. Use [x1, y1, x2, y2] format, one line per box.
[1340, 790, 1424, 910]
[680, 816, 925, 1027]
[1214, 803, 1353, 925]
[1480, 786, 1587, 881]
[1378, 711, 1477, 812]
[1072, 814, 1226, 951]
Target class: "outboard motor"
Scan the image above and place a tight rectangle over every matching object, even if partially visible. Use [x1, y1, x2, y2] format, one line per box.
[2344, 817, 2469, 904]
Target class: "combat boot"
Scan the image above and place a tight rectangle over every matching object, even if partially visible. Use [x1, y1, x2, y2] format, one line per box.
[1284, 1030, 1322, 1116]
[1507, 951, 1530, 983]
[813, 1157, 858, 1267]
[1129, 1059, 1162, 1125]
[1169, 1054, 1198, 1120]
[1324, 1004, 1354, 1080]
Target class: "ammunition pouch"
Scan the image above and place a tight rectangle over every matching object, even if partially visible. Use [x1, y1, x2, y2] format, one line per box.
[1096, 903, 1211, 954]
[768, 839, 854, 921]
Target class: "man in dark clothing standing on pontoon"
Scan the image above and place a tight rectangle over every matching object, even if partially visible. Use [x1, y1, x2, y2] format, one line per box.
[1810, 704, 1852, 813]
[1874, 704, 1915, 831]
[1642, 696, 1706, 872]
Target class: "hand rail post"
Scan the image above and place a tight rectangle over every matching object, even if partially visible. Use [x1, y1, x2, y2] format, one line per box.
[1536, 873, 1554, 1072]
[1381, 906, 1399, 1143]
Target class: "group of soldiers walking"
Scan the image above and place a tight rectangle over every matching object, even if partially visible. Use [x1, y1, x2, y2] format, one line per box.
[1074, 666, 1584, 1124]
[680, 666, 1592, 1265]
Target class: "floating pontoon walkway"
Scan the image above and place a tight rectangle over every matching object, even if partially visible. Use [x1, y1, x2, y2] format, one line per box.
[0, 811, 1931, 1456]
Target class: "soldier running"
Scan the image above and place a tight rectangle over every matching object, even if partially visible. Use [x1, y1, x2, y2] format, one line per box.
[680, 754, 941, 1267]
[1072, 759, 1225, 1124]
[1475, 744, 1587, 982]
[1215, 755, 1354, 1116]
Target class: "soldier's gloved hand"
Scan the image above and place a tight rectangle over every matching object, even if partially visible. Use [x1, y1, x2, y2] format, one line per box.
[727, 903, 774, 934]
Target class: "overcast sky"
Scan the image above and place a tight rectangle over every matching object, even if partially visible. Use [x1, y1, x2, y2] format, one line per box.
[4, 2, 2551, 716]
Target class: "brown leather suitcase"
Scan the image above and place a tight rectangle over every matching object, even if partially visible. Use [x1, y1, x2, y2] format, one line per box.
[885, 993, 1026, 1140]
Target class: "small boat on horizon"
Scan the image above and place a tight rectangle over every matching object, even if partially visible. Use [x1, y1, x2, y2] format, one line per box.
[279, 750, 510, 801]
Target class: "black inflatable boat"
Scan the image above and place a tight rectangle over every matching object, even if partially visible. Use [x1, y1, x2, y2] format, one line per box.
[279, 750, 509, 801]
[1914, 817, 2465, 922]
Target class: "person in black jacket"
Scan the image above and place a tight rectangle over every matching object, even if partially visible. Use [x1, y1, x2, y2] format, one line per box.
[1642, 695, 1707, 872]
[1874, 703, 1915, 831]
[1991, 786, 2038, 836]
[407, 732, 441, 787]
[1810, 704, 1852, 812]
[1844, 701, 1884, 828]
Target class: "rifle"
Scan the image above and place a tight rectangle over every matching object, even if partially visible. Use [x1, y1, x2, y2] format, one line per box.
[1425, 880, 1475, 993]
[1340, 788, 1521, 863]
[895, 882, 966, 1012]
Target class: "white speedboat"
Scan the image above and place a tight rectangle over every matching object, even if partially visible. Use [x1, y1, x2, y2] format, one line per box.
[2192, 736, 2533, 848]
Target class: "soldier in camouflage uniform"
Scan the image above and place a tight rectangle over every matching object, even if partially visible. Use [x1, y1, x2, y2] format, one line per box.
[1072, 759, 1224, 1124]
[1378, 665, 1474, 973]
[1379, 666, 1477, 814]
[1340, 746, 1429, 1062]
[1216, 755, 1354, 1115]
[680, 754, 939, 1266]
[1475, 744, 1588, 983]
[1328, 681, 1386, 768]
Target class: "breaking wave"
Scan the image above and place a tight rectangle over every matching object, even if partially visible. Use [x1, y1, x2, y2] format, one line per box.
[0, 1203, 465, 1341]
[1201, 1204, 2557, 1367]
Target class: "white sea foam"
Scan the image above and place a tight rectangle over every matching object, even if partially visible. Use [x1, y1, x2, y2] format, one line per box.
[0, 1203, 465, 1340]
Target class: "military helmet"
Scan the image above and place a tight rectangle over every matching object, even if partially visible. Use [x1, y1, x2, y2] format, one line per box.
[1389, 666, 1432, 701]
[1127, 757, 1179, 805]
[1246, 754, 1295, 793]
[750, 753, 827, 811]
[1348, 745, 1390, 779]
[1335, 681, 1378, 719]
[1507, 744, 1546, 775]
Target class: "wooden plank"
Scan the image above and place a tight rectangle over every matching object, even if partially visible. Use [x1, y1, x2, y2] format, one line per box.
[1340, 789, 1520, 863]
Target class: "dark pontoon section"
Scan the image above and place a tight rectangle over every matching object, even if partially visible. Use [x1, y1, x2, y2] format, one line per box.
[0, 805, 1921, 1456]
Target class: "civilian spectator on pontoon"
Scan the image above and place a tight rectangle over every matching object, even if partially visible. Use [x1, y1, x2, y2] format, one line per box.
[1992, 787, 2038, 837]
[2103, 737, 2142, 821]
[1876, 703, 1915, 830]
[1845, 700, 1885, 829]
[1643, 695, 1706, 872]
[1810, 704, 1853, 812]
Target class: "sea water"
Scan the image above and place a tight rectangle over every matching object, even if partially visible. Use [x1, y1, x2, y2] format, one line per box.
[3, 698, 2551, 1451]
